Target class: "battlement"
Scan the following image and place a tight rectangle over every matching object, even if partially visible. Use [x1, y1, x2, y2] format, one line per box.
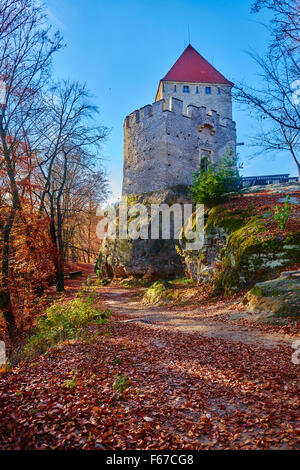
[122, 44, 236, 196]
[122, 96, 236, 196]
[124, 97, 235, 129]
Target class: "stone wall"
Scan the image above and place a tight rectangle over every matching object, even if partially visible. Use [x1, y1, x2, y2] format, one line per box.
[156, 81, 232, 120]
[122, 96, 236, 196]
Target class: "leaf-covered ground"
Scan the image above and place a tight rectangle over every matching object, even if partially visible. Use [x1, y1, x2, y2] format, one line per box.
[0, 316, 299, 450]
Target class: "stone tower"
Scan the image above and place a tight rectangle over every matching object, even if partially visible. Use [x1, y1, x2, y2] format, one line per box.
[122, 45, 236, 196]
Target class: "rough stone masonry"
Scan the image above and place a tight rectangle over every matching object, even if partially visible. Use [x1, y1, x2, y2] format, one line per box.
[122, 44, 237, 196]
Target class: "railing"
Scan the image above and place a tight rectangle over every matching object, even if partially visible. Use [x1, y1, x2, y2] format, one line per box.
[240, 175, 299, 188]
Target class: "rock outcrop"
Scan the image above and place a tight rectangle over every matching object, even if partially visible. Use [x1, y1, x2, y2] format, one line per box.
[97, 182, 300, 287]
[243, 271, 300, 319]
[96, 186, 192, 280]
[180, 182, 300, 292]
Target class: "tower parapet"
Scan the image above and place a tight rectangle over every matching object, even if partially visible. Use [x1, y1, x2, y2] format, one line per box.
[122, 97, 236, 195]
[122, 45, 236, 196]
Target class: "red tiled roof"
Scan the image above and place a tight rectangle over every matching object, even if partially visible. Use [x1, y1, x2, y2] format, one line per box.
[162, 44, 233, 86]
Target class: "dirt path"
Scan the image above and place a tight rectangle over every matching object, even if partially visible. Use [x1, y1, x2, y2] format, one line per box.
[1, 268, 298, 450]
[100, 286, 297, 349]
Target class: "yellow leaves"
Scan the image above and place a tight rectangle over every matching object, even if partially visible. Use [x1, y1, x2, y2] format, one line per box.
[0, 366, 7, 375]
[92, 406, 101, 413]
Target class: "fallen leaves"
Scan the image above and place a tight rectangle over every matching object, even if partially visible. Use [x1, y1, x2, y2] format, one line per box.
[0, 317, 299, 450]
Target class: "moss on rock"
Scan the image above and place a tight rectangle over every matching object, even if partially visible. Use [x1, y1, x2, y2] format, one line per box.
[97, 186, 192, 279]
[181, 183, 300, 292]
[243, 271, 300, 319]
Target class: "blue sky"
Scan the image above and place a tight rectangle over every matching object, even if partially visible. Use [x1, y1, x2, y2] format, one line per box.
[45, 0, 297, 203]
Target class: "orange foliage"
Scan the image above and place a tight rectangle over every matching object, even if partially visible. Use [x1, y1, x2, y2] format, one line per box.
[0, 135, 57, 336]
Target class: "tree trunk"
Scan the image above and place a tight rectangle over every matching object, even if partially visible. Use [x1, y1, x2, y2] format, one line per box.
[56, 199, 65, 292]
[290, 148, 300, 180]
[282, 127, 300, 180]
[0, 289, 17, 342]
[87, 204, 92, 264]
[55, 271, 64, 292]
[1, 208, 17, 341]
[49, 206, 64, 293]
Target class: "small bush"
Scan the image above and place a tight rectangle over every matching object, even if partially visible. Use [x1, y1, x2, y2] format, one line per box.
[22, 295, 110, 358]
[272, 195, 295, 230]
[189, 150, 240, 207]
[96, 269, 102, 279]
[113, 374, 131, 395]
[63, 378, 77, 390]
[142, 280, 170, 304]
[142, 280, 182, 305]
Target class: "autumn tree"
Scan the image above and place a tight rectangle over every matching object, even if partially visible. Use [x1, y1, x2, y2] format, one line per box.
[235, 0, 300, 177]
[34, 80, 109, 291]
[60, 159, 109, 263]
[252, 0, 299, 49]
[0, 0, 62, 341]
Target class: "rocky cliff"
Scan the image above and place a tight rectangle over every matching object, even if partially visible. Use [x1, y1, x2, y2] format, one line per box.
[97, 182, 300, 292]
[96, 186, 192, 280]
[180, 182, 300, 293]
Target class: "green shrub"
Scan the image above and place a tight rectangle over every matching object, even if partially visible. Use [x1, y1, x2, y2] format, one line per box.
[142, 280, 170, 304]
[62, 378, 77, 390]
[22, 295, 110, 358]
[142, 280, 182, 304]
[96, 269, 102, 279]
[272, 195, 295, 230]
[113, 374, 131, 395]
[189, 150, 240, 206]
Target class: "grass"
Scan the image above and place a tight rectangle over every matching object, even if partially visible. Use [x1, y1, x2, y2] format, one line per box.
[21, 281, 110, 359]
[121, 277, 151, 288]
[169, 277, 195, 286]
[142, 280, 184, 305]
[142, 277, 197, 305]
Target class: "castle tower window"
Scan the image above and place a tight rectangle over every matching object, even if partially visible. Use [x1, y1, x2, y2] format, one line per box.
[200, 152, 211, 172]
[174, 85, 177, 92]
[183, 85, 190, 93]
[196, 86, 199, 93]
[200, 158, 207, 172]
[218, 87, 221, 94]
[205, 87, 211, 94]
